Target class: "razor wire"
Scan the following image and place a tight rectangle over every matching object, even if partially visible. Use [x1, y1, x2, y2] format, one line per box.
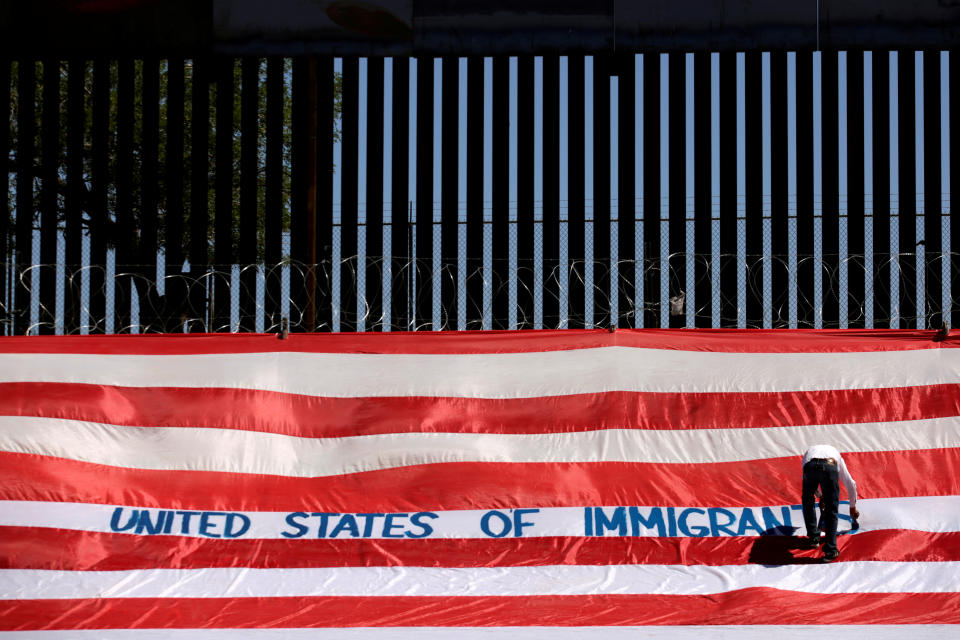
[1, 252, 957, 335]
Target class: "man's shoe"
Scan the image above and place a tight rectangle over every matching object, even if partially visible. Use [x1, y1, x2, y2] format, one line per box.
[823, 549, 839, 562]
[805, 534, 823, 549]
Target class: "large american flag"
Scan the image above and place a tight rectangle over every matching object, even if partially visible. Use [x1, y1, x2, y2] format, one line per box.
[0, 329, 958, 638]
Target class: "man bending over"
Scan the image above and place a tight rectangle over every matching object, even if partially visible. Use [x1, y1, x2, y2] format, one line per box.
[801, 444, 860, 562]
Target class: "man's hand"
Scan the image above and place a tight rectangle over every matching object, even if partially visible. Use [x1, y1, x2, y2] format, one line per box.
[850, 507, 860, 523]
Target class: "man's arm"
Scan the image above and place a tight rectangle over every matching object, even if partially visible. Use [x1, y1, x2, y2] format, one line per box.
[837, 457, 859, 521]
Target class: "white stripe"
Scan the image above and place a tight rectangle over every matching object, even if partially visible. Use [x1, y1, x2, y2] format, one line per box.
[1, 347, 959, 397]
[3, 562, 957, 599]
[4, 627, 955, 640]
[1, 496, 955, 539]
[1, 415, 957, 477]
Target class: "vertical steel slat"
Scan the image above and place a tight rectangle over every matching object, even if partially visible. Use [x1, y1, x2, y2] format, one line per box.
[642, 53, 661, 329]
[923, 50, 942, 328]
[951, 49, 960, 324]
[616, 53, 635, 329]
[264, 57, 283, 330]
[566, 55, 585, 329]
[164, 59, 186, 332]
[316, 56, 335, 332]
[542, 54, 560, 329]
[490, 56, 510, 328]
[38, 59, 59, 334]
[897, 50, 918, 325]
[719, 51, 738, 327]
[415, 55, 434, 329]
[821, 51, 840, 327]
[744, 50, 765, 326]
[516, 55, 535, 329]
[114, 58, 135, 333]
[338, 56, 359, 331]
[465, 56, 485, 328]
[769, 51, 789, 327]
[0, 59, 8, 333]
[303, 57, 319, 332]
[89, 60, 108, 333]
[213, 57, 234, 331]
[289, 57, 310, 329]
[846, 51, 866, 328]
[63, 60, 85, 334]
[366, 57, 385, 331]
[744, 51, 764, 326]
[302, 57, 319, 333]
[795, 51, 814, 327]
[15, 60, 35, 335]
[591, 54, 611, 328]
[238, 57, 259, 331]
[694, 52, 713, 328]
[90, 59, 110, 333]
[289, 57, 307, 325]
[390, 57, 410, 330]
[440, 55, 458, 329]
[140, 58, 160, 332]
[189, 57, 211, 331]
[668, 52, 686, 328]
[872, 52, 892, 327]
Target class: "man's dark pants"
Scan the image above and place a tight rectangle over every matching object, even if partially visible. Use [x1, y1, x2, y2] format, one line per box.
[802, 459, 840, 555]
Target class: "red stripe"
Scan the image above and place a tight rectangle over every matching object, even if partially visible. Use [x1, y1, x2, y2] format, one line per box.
[4, 382, 958, 437]
[1, 448, 956, 511]
[0, 328, 955, 355]
[2, 590, 957, 629]
[2, 527, 956, 571]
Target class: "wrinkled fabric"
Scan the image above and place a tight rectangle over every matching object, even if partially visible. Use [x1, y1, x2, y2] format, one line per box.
[0, 329, 958, 633]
